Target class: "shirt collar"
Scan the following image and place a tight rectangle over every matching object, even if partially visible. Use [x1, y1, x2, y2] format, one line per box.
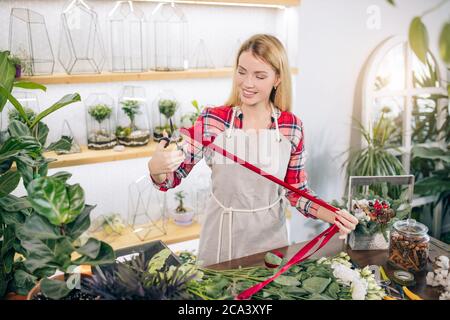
[232, 105, 281, 121]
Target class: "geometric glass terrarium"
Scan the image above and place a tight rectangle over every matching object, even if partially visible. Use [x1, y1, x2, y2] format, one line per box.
[55, 120, 81, 155]
[116, 86, 150, 147]
[150, 89, 181, 142]
[59, 0, 105, 74]
[128, 175, 167, 242]
[6, 91, 40, 128]
[190, 39, 214, 69]
[85, 93, 117, 150]
[109, 1, 146, 72]
[9, 8, 54, 75]
[150, 2, 188, 71]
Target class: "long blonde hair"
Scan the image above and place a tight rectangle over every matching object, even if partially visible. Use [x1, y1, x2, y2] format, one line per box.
[225, 34, 292, 112]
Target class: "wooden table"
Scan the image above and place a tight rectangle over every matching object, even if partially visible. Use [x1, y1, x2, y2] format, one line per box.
[207, 234, 449, 300]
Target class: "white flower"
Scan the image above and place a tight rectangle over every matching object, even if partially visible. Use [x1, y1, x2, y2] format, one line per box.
[439, 291, 450, 300]
[331, 263, 360, 285]
[351, 279, 368, 300]
[426, 272, 435, 286]
[436, 256, 449, 270]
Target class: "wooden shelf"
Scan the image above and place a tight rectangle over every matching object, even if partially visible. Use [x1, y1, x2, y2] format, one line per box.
[19, 67, 299, 85]
[128, 0, 300, 7]
[44, 143, 158, 169]
[92, 219, 202, 252]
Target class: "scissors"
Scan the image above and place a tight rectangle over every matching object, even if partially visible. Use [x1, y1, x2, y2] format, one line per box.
[161, 118, 186, 157]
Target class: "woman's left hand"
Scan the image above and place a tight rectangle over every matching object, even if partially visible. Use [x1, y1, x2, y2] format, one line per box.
[334, 209, 359, 240]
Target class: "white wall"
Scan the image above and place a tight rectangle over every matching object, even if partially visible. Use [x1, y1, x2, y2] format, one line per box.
[2, 0, 449, 246]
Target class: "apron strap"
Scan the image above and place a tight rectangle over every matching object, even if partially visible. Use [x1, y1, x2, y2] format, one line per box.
[226, 107, 237, 139]
[211, 189, 286, 263]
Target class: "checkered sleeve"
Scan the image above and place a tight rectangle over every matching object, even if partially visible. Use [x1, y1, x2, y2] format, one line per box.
[281, 113, 319, 219]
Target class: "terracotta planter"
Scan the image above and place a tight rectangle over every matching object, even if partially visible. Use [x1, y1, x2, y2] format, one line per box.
[5, 292, 27, 300]
[27, 274, 65, 300]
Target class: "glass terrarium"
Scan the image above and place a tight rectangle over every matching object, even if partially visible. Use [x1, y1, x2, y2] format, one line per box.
[109, 1, 146, 72]
[5, 91, 40, 128]
[9, 8, 54, 76]
[54, 119, 81, 155]
[59, 0, 105, 74]
[116, 86, 150, 147]
[85, 93, 117, 150]
[150, 90, 181, 142]
[190, 39, 214, 69]
[128, 175, 167, 241]
[149, 2, 188, 71]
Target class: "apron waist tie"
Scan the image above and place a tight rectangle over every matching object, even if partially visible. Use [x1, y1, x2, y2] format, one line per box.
[211, 189, 286, 264]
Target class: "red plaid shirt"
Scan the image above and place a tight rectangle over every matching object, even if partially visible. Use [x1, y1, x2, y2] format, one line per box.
[151, 105, 319, 219]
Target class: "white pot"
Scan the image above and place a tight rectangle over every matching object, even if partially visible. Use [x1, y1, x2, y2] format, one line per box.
[172, 208, 194, 226]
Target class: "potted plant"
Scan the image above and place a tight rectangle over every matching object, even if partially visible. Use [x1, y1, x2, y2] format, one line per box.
[181, 99, 203, 128]
[153, 98, 178, 141]
[116, 99, 150, 146]
[172, 191, 194, 226]
[8, 55, 22, 78]
[87, 101, 117, 150]
[348, 192, 411, 250]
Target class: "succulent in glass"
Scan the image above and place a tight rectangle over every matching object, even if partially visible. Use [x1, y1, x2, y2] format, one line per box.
[181, 100, 203, 128]
[85, 94, 117, 150]
[153, 98, 178, 140]
[172, 191, 194, 226]
[116, 98, 150, 147]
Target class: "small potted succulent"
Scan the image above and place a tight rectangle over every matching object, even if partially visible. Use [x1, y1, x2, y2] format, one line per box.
[116, 99, 150, 146]
[172, 191, 194, 226]
[86, 96, 117, 150]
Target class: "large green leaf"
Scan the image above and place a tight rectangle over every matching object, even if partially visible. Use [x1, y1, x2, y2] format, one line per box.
[21, 238, 58, 273]
[13, 81, 46, 92]
[13, 269, 37, 296]
[0, 51, 16, 112]
[0, 171, 21, 197]
[40, 277, 72, 300]
[0, 194, 31, 212]
[73, 241, 115, 266]
[65, 204, 95, 240]
[7, 120, 31, 138]
[32, 121, 49, 146]
[26, 177, 85, 225]
[17, 214, 61, 240]
[50, 171, 72, 184]
[30, 93, 81, 129]
[75, 237, 101, 259]
[412, 146, 450, 163]
[414, 175, 450, 196]
[409, 17, 429, 64]
[439, 22, 450, 65]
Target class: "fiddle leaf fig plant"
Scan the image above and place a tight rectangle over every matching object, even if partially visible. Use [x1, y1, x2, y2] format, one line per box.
[0, 54, 115, 298]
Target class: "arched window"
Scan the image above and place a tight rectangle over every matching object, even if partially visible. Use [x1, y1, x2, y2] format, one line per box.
[362, 36, 447, 173]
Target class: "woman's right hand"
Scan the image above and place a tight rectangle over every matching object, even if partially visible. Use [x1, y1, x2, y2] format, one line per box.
[148, 133, 185, 182]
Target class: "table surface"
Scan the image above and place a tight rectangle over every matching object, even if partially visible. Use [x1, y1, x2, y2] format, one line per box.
[207, 234, 449, 300]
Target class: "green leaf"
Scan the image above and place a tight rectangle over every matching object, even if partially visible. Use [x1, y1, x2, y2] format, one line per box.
[17, 214, 61, 240]
[412, 145, 450, 163]
[439, 22, 450, 65]
[264, 251, 283, 267]
[0, 51, 16, 112]
[308, 293, 334, 300]
[32, 121, 49, 146]
[274, 275, 301, 286]
[30, 93, 81, 129]
[414, 175, 450, 196]
[13, 269, 37, 295]
[0, 84, 31, 125]
[302, 277, 332, 294]
[40, 277, 72, 300]
[50, 171, 72, 184]
[46, 136, 72, 152]
[0, 171, 20, 197]
[75, 238, 101, 259]
[148, 249, 172, 273]
[13, 81, 46, 91]
[386, 0, 395, 6]
[73, 241, 115, 266]
[0, 194, 31, 211]
[7, 120, 31, 137]
[65, 204, 94, 240]
[409, 17, 429, 64]
[27, 177, 72, 225]
[67, 183, 85, 219]
[21, 238, 57, 273]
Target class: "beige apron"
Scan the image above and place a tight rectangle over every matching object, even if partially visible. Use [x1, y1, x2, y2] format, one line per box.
[197, 105, 292, 266]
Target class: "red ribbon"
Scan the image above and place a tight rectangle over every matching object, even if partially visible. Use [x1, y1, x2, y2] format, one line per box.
[192, 135, 340, 299]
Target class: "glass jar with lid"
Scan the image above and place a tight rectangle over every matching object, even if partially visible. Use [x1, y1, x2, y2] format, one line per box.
[388, 219, 430, 272]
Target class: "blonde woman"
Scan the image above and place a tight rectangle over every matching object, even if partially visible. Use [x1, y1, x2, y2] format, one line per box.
[148, 34, 357, 266]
